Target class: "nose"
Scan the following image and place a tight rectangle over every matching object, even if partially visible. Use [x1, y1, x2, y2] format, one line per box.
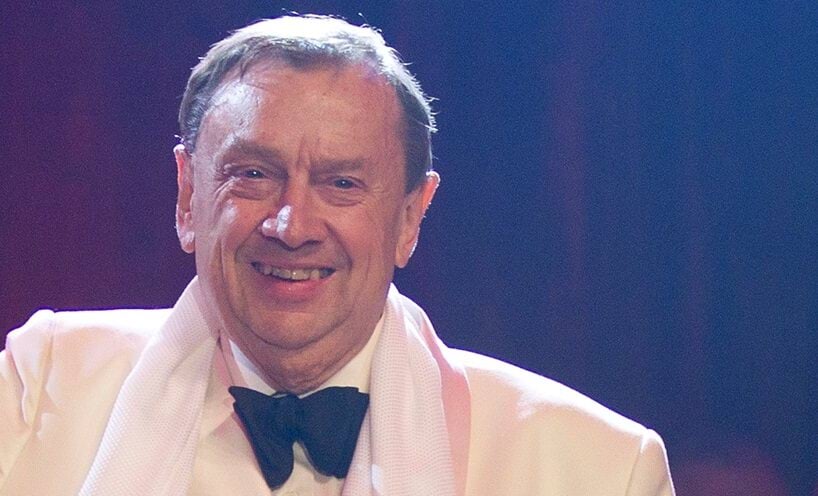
[259, 184, 324, 249]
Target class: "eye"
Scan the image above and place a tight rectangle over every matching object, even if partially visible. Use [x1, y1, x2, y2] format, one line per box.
[242, 168, 265, 179]
[332, 178, 357, 189]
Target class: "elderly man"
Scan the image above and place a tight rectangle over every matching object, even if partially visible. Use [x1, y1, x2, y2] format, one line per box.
[0, 15, 674, 496]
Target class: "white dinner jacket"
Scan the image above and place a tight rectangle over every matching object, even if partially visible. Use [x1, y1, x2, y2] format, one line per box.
[0, 297, 674, 495]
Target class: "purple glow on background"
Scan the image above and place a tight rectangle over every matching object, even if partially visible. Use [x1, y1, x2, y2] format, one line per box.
[1, 2, 815, 494]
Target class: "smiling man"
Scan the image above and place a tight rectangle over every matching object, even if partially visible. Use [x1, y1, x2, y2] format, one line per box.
[0, 15, 674, 496]
[176, 57, 430, 396]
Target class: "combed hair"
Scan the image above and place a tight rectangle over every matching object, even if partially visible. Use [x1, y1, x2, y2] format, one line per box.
[178, 15, 436, 192]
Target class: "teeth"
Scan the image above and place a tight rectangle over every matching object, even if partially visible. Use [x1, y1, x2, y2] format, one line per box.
[253, 263, 332, 281]
[273, 267, 294, 279]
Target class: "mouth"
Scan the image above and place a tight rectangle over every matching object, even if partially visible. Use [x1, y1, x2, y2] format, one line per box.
[251, 262, 335, 281]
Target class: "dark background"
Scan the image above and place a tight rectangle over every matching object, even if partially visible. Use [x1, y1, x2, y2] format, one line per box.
[2, 2, 816, 494]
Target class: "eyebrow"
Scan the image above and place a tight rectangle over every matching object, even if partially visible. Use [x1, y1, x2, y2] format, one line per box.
[222, 138, 366, 173]
[222, 139, 286, 165]
[313, 158, 364, 174]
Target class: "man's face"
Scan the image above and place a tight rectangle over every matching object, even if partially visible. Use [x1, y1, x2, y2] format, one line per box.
[175, 61, 436, 359]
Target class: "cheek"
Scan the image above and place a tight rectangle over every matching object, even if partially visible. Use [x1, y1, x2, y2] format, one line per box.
[199, 198, 261, 257]
[359, 204, 404, 260]
[219, 202, 241, 242]
[331, 208, 382, 260]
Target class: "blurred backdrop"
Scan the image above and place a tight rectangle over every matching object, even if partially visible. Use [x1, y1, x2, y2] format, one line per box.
[2, 2, 816, 494]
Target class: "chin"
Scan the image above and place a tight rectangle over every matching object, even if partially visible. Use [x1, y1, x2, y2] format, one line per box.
[244, 314, 333, 350]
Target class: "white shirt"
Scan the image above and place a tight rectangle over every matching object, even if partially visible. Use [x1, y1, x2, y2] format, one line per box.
[189, 319, 382, 496]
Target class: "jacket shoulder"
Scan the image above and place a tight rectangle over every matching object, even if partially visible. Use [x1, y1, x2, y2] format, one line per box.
[455, 349, 647, 434]
[7, 307, 170, 355]
[454, 349, 673, 495]
[1, 307, 173, 488]
[5, 307, 171, 387]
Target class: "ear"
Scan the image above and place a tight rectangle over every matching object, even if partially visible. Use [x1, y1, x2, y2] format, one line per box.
[174, 144, 196, 254]
[395, 171, 440, 268]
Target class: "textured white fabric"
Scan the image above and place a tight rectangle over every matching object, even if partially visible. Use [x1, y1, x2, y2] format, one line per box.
[77, 279, 469, 496]
[342, 285, 468, 496]
[79, 280, 216, 496]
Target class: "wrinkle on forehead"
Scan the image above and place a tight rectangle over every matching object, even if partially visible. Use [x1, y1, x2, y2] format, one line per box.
[197, 60, 407, 190]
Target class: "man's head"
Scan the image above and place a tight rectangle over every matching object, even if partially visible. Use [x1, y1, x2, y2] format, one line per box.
[174, 15, 439, 392]
[178, 15, 435, 193]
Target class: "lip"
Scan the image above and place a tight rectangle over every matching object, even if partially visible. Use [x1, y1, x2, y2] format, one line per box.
[248, 261, 335, 303]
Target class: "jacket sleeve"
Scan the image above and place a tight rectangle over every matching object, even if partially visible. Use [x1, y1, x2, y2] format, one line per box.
[625, 429, 676, 496]
[0, 310, 55, 489]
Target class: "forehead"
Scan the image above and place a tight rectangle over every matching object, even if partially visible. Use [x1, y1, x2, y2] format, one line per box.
[197, 61, 405, 163]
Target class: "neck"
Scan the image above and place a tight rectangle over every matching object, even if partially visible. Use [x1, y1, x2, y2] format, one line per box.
[228, 323, 375, 395]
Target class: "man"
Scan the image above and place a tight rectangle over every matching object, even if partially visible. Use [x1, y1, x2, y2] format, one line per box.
[0, 15, 674, 496]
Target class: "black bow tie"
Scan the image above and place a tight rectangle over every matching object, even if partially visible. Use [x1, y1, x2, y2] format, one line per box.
[228, 385, 369, 489]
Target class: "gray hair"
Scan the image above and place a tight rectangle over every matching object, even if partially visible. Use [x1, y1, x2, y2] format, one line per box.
[178, 15, 436, 192]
